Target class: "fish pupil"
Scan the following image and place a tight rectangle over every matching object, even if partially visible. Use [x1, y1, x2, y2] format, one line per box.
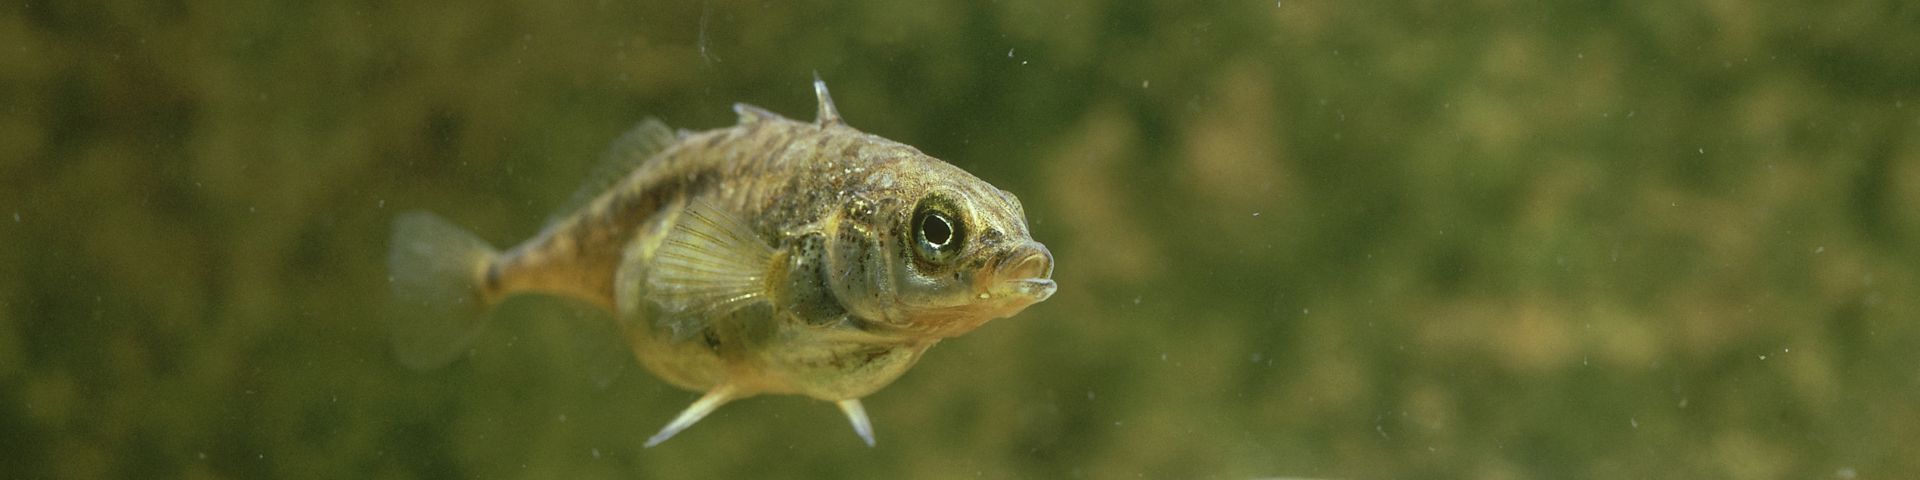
[911, 195, 966, 265]
[921, 213, 954, 249]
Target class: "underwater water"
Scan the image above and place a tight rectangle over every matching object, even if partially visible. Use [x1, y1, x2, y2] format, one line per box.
[5, 0, 1918, 478]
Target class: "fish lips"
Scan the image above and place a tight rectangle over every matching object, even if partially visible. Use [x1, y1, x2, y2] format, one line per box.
[985, 243, 1056, 305]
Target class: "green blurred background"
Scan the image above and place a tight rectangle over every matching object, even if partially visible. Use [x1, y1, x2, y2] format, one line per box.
[4, 0, 1918, 478]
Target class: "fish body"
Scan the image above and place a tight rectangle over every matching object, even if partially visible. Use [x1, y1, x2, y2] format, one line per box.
[387, 80, 1055, 447]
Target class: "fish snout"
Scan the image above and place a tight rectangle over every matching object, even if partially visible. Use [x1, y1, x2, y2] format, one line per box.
[991, 243, 1056, 302]
[1003, 243, 1053, 280]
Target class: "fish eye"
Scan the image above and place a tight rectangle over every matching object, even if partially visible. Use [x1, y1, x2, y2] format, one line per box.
[912, 196, 966, 264]
[921, 213, 954, 248]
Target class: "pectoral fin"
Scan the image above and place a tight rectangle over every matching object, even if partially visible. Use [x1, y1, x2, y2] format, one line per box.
[645, 384, 738, 447]
[647, 199, 778, 340]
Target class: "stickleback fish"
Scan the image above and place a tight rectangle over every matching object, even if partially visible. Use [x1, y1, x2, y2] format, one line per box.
[387, 80, 1056, 447]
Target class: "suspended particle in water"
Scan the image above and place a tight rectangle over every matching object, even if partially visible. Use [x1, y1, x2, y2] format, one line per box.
[698, 0, 720, 64]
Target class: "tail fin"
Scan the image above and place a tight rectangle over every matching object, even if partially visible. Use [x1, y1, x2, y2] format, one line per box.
[387, 211, 501, 370]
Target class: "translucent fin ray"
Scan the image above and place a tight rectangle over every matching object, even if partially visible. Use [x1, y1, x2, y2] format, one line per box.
[812, 74, 842, 126]
[645, 384, 739, 447]
[837, 399, 876, 447]
[386, 211, 500, 370]
[647, 199, 776, 339]
[550, 119, 677, 225]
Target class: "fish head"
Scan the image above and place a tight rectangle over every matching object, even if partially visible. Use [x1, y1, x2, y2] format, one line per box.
[825, 155, 1055, 338]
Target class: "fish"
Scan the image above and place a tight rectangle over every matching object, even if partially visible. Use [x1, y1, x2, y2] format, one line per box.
[386, 79, 1056, 447]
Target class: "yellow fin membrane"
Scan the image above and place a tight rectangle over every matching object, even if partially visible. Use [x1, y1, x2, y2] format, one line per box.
[386, 211, 500, 370]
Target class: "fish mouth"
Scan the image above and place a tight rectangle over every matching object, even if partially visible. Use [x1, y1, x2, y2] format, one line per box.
[904, 242, 1055, 337]
[985, 242, 1056, 304]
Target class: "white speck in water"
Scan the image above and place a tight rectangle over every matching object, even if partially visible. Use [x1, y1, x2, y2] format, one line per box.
[1252, 212, 1261, 217]
[1837, 467, 1858, 479]
[977, 292, 991, 300]
[1021, 60, 1028, 65]
[1759, 354, 1767, 360]
[1249, 353, 1264, 363]
[1630, 418, 1639, 429]
[1086, 391, 1096, 400]
[1302, 308, 1309, 315]
[1814, 246, 1824, 254]
[1697, 147, 1705, 154]
[1159, 352, 1167, 361]
[558, 414, 567, 422]
[591, 448, 602, 459]
[1132, 296, 1141, 305]
[197, 452, 206, 460]
[1007, 48, 1015, 58]
[378, 199, 386, 209]
[1141, 80, 1150, 89]
[1678, 397, 1689, 408]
